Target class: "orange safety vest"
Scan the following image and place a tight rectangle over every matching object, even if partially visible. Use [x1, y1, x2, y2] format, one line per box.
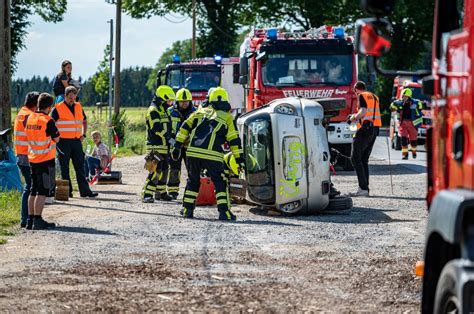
[357, 91, 382, 128]
[55, 101, 84, 139]
[14, 106, 33, 155]
[25, 112, 57, 163]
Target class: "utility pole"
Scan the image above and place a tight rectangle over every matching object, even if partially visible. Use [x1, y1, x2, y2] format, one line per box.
[0, 0, 11, 138]
[192, 0, 196, 58]
[108, 19, 114, 150]
[113, 0, 122, 115]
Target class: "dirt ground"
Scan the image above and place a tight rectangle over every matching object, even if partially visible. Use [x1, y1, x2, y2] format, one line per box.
[0, 154, 427, 312]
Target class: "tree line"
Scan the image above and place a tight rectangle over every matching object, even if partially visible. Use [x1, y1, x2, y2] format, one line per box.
[11, 66, 153, 108]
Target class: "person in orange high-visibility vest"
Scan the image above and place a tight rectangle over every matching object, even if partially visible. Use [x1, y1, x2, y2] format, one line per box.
[25, 93, 60, 230]
[14, 92, 39, 228]
[51, 86, 98, 198]
[348, 81, 381, 197]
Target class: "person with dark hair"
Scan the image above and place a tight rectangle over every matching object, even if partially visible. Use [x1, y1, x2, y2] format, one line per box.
[25, 93, 60, 230]
[348, 81, 381, 197]
[51, 86, 98, 198]
[52, 60, 72, 104]
[14, 92, 40, 227]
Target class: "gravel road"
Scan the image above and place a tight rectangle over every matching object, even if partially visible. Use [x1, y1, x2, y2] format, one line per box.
[0, 141, 427, 312]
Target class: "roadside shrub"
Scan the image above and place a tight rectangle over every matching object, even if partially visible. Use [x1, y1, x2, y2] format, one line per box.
[112, 110, 128, 143]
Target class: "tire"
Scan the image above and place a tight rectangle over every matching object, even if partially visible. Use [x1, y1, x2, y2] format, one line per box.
[325, 196, 353, 211]
[433, 260, 474, 314]
[395, 134, 402, 151]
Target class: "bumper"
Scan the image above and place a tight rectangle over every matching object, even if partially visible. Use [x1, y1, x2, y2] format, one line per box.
[327, 122, 356, 144]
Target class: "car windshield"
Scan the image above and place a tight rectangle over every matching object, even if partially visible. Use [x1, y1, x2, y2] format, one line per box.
[167, 68, 221, 91]
[262, 54, 353, 86]
[244, 117, 275, 204]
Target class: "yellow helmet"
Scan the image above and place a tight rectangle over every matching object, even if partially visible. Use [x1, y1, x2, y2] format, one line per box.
[176, 88, 192, 101]
[209, 87, 229, 103]
[224, 153, 239, 176]
[401, 88, 412, 98]
[155, 85, 175, 101]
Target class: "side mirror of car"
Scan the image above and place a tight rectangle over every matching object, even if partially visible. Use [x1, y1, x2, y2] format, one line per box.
[239, 56, 248, 76]
[355, 18, 392, 57]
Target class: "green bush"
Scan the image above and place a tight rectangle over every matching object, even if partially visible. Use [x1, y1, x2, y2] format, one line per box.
[112, 110, 128, 143]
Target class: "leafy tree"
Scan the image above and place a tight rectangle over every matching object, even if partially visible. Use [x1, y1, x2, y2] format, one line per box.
[91, 45, 111, 102]
[123, 0, 250, 57]
[10, 0, 67, 72]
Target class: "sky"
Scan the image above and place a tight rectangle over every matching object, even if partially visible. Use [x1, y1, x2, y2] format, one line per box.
[14, 0, 192, 80]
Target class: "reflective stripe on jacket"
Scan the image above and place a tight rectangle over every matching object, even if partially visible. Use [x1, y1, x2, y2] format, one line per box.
[390, 98, 424, 128]
[175, 106, 243, 163]
[55, 101, 84, 139]
[146, 102, 171, 154]
[358, 91, 382, 128]
[14, 106, 33, 155]
[25, 113, 56, 163]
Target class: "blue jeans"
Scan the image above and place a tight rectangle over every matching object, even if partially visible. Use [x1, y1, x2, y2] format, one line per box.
[84, 156, 101, 177]
[18, 164, 31, 224]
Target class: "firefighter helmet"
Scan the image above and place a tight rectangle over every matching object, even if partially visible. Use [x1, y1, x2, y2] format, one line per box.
[176, 88, 192, 101]
[155, 85, 176, 101]
[401, 88, 412, 98]
[209, 87, 229, 103]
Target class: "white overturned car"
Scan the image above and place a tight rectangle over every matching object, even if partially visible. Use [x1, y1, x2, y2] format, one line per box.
[237, 97, 352, 214]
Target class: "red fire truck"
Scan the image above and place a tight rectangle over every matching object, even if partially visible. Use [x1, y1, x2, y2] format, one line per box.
[157, 56, 244, 110]
[356, 0, 474, 312]
[238, 26, 359, 170]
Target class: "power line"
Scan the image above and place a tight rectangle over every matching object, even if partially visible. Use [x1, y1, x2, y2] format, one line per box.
[162, 15, 189, 24]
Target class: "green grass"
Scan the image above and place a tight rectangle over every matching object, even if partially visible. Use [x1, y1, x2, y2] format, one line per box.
[0, 190, 21, 244]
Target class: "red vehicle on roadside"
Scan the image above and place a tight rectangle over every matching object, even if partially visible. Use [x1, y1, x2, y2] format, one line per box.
[238, 26, 359, 170]
[356, 0, 474, 312]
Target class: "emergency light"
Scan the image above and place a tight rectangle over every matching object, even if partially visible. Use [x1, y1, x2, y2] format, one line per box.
[266, 28, 278, 41]
[214, 55, 222, 64]
[333, 27, 345, 38]
[172, 55, 181, 64]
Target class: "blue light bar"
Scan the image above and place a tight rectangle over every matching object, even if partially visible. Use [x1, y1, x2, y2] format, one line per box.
[172, 54, 180, 64]
[333, 27, 345, 38]
[266, 28, 278, 41]
[214, 55, 222, 64]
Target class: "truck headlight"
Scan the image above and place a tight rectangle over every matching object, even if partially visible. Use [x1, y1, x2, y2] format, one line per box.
[275, 104, 296, 115]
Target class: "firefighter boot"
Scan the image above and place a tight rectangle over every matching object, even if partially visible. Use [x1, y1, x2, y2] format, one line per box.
[180, 207, 194, 218]
[410, 140, 417, 159]
[401, 137, 409, 160]
[218, 209, 236, 221]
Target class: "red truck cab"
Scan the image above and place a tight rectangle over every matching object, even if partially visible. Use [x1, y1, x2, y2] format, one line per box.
[238, 27, 359, 170]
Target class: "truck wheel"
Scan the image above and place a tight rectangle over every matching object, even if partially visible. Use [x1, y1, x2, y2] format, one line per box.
[325, 196, 353, 211]
[395, 135, 402, 151]
[433, 260, 473, 313]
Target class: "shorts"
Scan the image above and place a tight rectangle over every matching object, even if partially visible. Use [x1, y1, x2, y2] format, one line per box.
[31, 162, 56, 196]
[398, 120, 418, 140]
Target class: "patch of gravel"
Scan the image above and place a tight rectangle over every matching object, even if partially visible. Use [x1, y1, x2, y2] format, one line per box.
[0, 155, 426, 312]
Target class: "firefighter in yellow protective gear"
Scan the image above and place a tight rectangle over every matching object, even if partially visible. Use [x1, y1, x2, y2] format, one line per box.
[171, 87, 244, 220]
[166, 88, 196, 199]
[142, 85, 175, 203]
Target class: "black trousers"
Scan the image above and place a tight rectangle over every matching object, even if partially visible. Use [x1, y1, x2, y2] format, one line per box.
[57, 138, 92, 196]
[167, 149, 186, 195]
[182, 157, 229, 213]
[351, 127, 379, 191]
[143, 154, 169, 198]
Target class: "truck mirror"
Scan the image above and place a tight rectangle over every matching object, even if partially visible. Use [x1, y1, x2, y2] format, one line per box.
[239, 75, 248, 86]
[422, 75, 436, 96]
[355, 18, 392, 57]
[360, 0, 395, 16]
[156, 69, 163, 87]
[239, 56, 248, 76]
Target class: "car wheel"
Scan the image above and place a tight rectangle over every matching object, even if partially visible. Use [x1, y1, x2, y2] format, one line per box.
[433, 260, 472, 314]
[325, 196, 353, 211]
